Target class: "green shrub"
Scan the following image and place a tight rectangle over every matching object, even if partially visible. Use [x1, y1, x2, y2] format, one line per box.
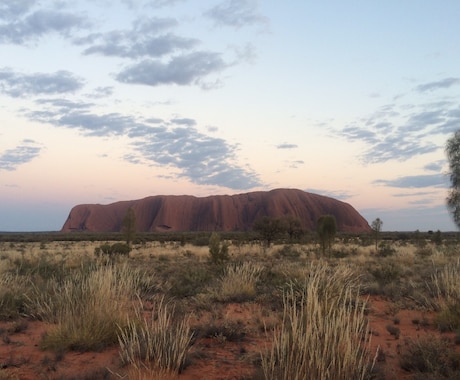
[377, 243, 396, 257]
[169, 266, 213, 298]
[192, 234, 211, 247]
[95, 242, 131, 257]
[275, 245, 301, 259]
[371, 262, 401, 286]
[208, 232, 229, 264]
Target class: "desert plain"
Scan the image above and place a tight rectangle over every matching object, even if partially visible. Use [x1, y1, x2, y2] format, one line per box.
[0, 231, 460, 379]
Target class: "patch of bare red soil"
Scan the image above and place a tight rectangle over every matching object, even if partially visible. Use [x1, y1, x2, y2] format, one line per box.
[367, 296, 459, 380]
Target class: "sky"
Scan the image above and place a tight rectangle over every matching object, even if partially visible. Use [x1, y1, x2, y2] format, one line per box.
[0, 0, 459, 232]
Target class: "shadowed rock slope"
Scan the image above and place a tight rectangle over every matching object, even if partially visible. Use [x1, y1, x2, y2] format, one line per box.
[61, 188, 370, 233]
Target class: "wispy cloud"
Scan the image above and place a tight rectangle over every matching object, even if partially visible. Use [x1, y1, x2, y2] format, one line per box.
[170, 118, 196, 126]
[409, 198, 435, 206]
[0, 69, 84, 97]
[305, 188, 352, 200]
[336, 92, 460, 164]
[205, 0, 268, 29]
[116, 52, 228, 87]
[288, 160, 304, 168]
[276, 143, 298, 149]
[373, 174, 447, 188]
[86, 86, 114, 99]
[0, 1, 35, 20]
[27, 102, 140, 137]
[0, 2, 254, 93]
[416, 77, 460, 92]
[129, 126, 261, 189]
[0, 140, 42, 171]
[80, 17, 197, 59]
[146, 0, 186, 8]
[393, 191, 437, 197]
[424, 160, 445, 172]
[25, 98, 261, 190]
[0, 5, 88, 44]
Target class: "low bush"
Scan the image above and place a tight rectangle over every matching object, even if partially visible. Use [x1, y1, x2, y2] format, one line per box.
[169, 266, 214, 298]
[386, 324, 400, 339]
[377, 243, 396, 257]
[95, 243, 131, 257]
[208, 233, 229, 265]
[201, 319, 246, 342]
[400, 336, 460, 377]
[192, 234, 211, 247]
[275, 245, 301, 259]
[371, 262, 401, 286]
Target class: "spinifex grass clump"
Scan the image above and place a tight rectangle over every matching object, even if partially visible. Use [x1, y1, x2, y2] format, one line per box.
[0, 272, 30, 320]
[218, 262, 263, 302]
[432, 260, 460, 331]
[118, 297, 193, 373]
[261, 261, 373, 380]
[33, 262, 152, 352]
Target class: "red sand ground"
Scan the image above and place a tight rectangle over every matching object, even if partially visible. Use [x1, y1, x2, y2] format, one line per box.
[0, 298, 455, 380]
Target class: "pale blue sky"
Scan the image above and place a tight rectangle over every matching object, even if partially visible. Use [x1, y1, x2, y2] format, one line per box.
[0, 0, 459, 231]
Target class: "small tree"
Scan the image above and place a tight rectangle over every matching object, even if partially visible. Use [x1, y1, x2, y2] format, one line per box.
[208, 232, 229, 264]
[317, 215, 336, 256]
[122, 207, 136, 247]
[446, 131, 460, 229]
[371, 217, 383, 252]
[283, 215, 304, 241]
[432, 230, 443, 246]
[253, 216, 285, 247]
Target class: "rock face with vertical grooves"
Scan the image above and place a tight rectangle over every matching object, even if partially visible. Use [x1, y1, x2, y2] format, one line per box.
[61, 188, 370, 233]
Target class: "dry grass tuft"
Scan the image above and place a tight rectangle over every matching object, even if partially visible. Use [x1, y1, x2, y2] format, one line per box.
[431, 260, 460, 331]
[218, 262, 263, 302]
[118, 296, 193, 374]
[35, 262, 149, 352]
[261, 261, 374, 380]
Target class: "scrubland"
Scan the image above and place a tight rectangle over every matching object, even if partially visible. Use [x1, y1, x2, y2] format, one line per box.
[0, 232, 459, 379]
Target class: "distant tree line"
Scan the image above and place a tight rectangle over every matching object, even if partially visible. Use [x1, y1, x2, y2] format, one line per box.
[252, 215, 304, 246]
[252, 214, 338, 255]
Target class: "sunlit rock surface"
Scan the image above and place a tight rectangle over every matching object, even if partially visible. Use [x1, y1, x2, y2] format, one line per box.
[61, 188, 371, 233]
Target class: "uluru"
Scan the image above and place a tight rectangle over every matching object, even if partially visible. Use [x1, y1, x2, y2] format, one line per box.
[61, 188, 371, 233]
